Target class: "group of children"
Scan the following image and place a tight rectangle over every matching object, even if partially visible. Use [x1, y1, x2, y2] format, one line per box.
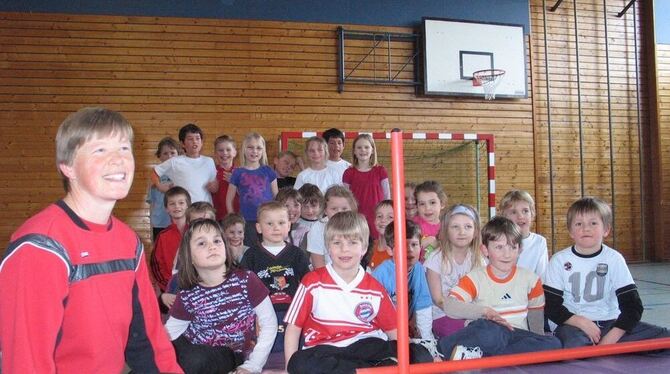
[142, 123, 669, 373]
[1, 108, 666, 374]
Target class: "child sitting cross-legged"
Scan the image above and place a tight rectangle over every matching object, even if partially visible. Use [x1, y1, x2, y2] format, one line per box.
[284, 211, 433, 373]
[165, 218, 277, 373]
[437, 216, 561, 360]
[544, 197, 670, 349]
[372, 219, 441, 361]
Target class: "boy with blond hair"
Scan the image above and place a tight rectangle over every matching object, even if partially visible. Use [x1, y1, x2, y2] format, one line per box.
[284, 211, 432, 373]
[241, 201, 311, 352]
[0, 107, 181, 373]
[544, 197, 670, 348]
[499, 189, 548, 279]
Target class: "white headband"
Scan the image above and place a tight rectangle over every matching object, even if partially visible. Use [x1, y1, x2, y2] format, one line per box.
[450, 205, 476, 220]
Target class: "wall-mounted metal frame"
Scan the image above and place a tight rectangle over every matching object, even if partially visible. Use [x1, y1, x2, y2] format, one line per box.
[337, 27, 421, 92]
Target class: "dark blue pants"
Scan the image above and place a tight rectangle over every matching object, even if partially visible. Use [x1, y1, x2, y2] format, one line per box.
[556, 319, 670, 349]
[438, 319, 561, 357]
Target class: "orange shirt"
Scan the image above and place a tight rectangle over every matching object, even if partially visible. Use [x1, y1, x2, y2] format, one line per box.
[369, 240, 392, 269]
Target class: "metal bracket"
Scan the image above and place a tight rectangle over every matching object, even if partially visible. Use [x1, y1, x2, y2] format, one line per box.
[617, 0, 636, 17]
[337, 27, 421, 92]
[549, 0, 565, 12]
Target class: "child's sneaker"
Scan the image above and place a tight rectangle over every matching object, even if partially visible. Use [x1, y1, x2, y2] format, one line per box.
[450, 345, 483, 360]
[410, 338, 442, 360]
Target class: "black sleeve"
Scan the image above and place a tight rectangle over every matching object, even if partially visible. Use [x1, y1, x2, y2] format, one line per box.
[125, 281, 160, 373]
[239, 249, 252, 270]
[543, 284, 574, 325]
[614, 284, 643, 332]
[297, 249, 311, 280]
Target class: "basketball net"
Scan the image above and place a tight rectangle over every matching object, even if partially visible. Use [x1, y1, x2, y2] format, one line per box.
[473, 69, 505, 100]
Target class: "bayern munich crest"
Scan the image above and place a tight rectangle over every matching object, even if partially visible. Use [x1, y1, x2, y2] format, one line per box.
[354, 301, 375, 323]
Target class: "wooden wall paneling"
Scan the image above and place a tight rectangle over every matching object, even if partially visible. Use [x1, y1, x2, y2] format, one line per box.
[530, 0, 647, 259]
[656, 43, 670, 260]
[0, 4, 652, 262]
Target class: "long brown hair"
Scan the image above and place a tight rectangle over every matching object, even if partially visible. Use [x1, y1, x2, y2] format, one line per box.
[176, 218, 238, 290]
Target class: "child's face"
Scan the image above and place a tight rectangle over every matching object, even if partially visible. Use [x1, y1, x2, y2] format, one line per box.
[181, 132, 202, 158]
[416, 191, 443, 224]
[257, 209, 291, 246]
[166, 195, 189, 220]
[301, 201, 321, 220]
[284, 197, 301, 224]
[327, 137, 344, 161]
[274, 155, 296, 178]
[158, 145, 178, 162]
[569, 211, 609, 254]
[244, 138, 264, 165]
[407, 237, 422, 267]
[224, 222, 245, 248]
[502, 200, 533, 237]
[325, 196, 352, 218]
[215, 141, 237, 165]
[483, 235, 519, 277]
[328, 234, 366, 274]
[374, 205, 394, 237]
[189, 211, 215, 222]
[353, 139, 373, 166]
[190, 226, 226, 270]
[405, 187, 417, 218]
[61, 134, 134, 205]
[446, 214, 475, 251]
[306, 141, 326, 168]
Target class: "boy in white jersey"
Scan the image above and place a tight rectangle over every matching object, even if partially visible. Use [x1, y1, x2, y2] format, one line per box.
[438, 216, 561, 360]
[544, 197, 669, 348]
[283, 211, 432, 373]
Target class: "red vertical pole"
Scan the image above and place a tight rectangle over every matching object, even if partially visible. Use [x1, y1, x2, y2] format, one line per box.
[390, 128, 409, 374]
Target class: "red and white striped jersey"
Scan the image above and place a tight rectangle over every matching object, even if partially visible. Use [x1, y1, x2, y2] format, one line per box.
[285, 264, 397, 348]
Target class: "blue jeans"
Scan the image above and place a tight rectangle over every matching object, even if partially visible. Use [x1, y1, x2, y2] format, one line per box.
[556, 319, 670, 349]
[438, 319, 562, 357]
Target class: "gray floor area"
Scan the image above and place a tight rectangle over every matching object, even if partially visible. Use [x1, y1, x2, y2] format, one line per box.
[630, 263, 670, 329]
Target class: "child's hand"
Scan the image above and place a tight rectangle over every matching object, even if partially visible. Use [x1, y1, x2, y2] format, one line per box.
[598, 327, 625, 345]
[296, 156, 306, 171]
[482, 307, 513, 331]
[234, 368, 252, 374]
[222, 169, 232, 182]
[206, 179, 219, 193]
[157, 182, 174, 193]
[571, 315, 601, 344]
[421, 236, 437, 249]
[161, 293, 176, 308]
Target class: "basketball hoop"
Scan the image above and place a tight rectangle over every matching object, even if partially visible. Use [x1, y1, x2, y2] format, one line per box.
[473, 69, 506, 100]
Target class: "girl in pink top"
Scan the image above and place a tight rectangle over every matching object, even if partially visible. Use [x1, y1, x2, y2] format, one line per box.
[342, 134, 390, 238]
[412, 180, 447, 261]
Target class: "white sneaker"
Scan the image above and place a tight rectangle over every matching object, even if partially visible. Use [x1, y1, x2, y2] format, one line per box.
[410, 338, 443, 360]
[450, 345, 483, 360]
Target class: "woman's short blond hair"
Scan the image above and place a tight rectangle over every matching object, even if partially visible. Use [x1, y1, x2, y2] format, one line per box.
[56, 107, 133, 191]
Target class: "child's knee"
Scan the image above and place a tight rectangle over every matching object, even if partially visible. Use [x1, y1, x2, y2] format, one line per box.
[556, 325, 592, 348]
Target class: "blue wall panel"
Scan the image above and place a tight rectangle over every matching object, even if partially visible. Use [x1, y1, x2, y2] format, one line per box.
[657, 0, 670, 44]
[0, 0, 530, 33]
